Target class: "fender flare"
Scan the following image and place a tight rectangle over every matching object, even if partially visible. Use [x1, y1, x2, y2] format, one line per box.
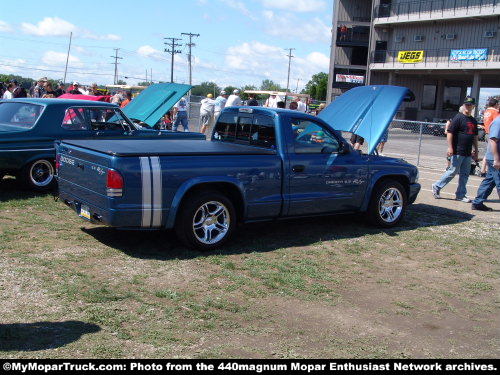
[165, 176, 247, 228]
[360, 170, 411, 211]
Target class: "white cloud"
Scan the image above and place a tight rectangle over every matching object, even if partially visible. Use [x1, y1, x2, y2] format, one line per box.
[42, 50, 83, 67]
[0, 58, 26, 73]
[137, 45, 165, 61]
[218, 0, 257, 20]
[262, 11, 331, 43]
[0, 20, 13, 33]
[261, 0, 326, 12]
[22, 17, 76, 37]
[222, 41, 329, 90]
[21, 17, 121, 40]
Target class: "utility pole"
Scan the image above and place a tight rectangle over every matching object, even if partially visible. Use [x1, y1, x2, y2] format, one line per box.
[145, 69, 148, 84]
[63, 32, 72, 84]
[164, 37, 182, 83]
[295, 78, 301, 93]
[284, 48, 295, 106]
[181, 32, 200, 87]
[110, 48, 123, 85]
[150, 68, 153, 84]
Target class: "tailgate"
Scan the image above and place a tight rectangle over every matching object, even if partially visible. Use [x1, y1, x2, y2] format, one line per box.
[56, 142, 112, 208]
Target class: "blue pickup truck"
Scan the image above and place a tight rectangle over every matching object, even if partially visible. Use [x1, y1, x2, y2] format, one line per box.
[56, 86, 420, 250]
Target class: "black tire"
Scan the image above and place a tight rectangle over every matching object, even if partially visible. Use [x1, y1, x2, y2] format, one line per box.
[175, 191, 236, 251]
[20, 159, 56, 191]
[367, 179, 407, 227]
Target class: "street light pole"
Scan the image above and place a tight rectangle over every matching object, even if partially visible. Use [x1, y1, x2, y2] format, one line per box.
[63, 32, 72, 84]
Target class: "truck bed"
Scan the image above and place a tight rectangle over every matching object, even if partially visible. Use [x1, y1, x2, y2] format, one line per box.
[60, 139, 276, 157]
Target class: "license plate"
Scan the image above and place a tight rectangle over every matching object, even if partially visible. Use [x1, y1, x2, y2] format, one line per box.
[80, 205, 91, 220]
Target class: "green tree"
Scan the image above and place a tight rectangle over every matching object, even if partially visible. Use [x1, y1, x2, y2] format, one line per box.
[116, 79, 127, 85]
[0, 74, 35, 89]
[240, 84, 258, 101]
[303, 72, 328, 101]
[260, 79, 282, 92]
[137, 81, 151, 86]
[223, 86, 238, 96]
[191, 81, 220, 97]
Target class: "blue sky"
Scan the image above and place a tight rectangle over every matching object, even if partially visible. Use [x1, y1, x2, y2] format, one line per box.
[0, 0, 333, 90]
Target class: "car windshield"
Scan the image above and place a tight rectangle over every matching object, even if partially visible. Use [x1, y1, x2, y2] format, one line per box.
[0, 102, 43, 129]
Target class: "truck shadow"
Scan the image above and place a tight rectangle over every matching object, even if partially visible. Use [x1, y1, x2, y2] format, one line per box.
[0, 321, 100, 352]
[82, 204, 474, 260]
[0, 177, 55, 202]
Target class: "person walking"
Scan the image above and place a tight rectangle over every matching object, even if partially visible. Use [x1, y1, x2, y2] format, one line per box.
[172, 96, 189, 132]
[226, 89, 242, 107]
[480, 98, 499, 176]
[214, 91, 228, 120]
[471, 115, 500, 211]
[264, 93, 278, 108]
[199, 93, 216, 135]
[120, 91, 132, 107]
[432, 97, 479, 202]
[377, 129, 389, 156]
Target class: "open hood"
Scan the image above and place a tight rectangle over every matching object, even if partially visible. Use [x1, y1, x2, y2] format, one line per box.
[318, 85, 413, 154]
[121, 83, 191, 127]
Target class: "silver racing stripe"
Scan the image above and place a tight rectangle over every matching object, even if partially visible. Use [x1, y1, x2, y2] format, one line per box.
[150, 156, 163, 227]
[140, 157, 152, 227]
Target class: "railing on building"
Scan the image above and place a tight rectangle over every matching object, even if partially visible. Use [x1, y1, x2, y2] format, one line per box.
[336, 27, 370, 46]
[375, 0, 499, 19]
[371, 46, 500, 67]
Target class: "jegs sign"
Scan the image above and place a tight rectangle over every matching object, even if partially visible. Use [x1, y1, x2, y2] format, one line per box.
[398, 50, 425, 63]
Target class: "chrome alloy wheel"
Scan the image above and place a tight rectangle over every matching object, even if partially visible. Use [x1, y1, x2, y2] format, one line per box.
[29, 160, 54, 187]
[378, 187, 403, 223]
[192, 201, 230, 245]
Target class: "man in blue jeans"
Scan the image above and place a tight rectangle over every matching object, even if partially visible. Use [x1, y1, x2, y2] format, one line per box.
[172, 97, 189, 132]
[432, 97, 479, 202]
[471, 116, 500, 211]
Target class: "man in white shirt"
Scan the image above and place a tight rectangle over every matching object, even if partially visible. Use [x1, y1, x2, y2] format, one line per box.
[226, 89, 242, 107]
[173, 97, 190, 132]
[296, 98, 307, 113]
[214, 91, 228, 120]
[200, 93, 216, 134]
[264, 93, 279, 108]
[2, 83, 13, 99]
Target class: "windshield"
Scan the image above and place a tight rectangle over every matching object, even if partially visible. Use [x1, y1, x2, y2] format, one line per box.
[61, 107, 134, 132]
[0, 102, 44, 129]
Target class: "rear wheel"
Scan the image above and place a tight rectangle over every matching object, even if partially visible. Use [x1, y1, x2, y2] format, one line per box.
[175, 191, 236, 251]
[21, 159, 56, 191]
[367, 180, 407, 227]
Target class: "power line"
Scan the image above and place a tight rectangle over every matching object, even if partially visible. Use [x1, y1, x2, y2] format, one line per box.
[164, 37, 182, 83]
[181, 32, 199, 87]
[110, 48, 123, 84]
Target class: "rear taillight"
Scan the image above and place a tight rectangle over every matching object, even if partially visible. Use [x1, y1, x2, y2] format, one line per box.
[106, 169, 123, 197]
[55, 154, 61, 172]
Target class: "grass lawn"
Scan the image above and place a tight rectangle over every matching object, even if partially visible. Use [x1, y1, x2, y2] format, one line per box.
[1, 177, 499, 358]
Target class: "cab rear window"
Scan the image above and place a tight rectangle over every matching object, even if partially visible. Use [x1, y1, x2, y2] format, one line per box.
[213, 113, 276, 149]
[0, 102, 43, 129]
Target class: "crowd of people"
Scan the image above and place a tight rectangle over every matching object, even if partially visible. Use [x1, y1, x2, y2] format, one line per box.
[167, 89, 321, 135]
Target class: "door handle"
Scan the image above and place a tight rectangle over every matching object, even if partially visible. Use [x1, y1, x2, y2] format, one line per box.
[292, 165, 305, 173]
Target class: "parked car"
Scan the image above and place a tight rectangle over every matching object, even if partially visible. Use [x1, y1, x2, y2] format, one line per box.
[56, 85, 421, 250]
[0, 84, 204, 190]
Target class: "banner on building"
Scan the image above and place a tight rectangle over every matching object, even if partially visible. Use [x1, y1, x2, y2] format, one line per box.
[397, 50, 425, 63]
[450, 48, 488, 62]
[335, 74, 364, 84]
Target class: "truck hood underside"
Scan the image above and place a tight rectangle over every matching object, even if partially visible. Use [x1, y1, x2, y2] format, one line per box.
[318, 85, 413, 154]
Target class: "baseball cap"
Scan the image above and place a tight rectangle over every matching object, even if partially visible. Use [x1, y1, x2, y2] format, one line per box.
[9, 79, 18, 85]
[220, 91, 226, 95]
[207, 93, 213, 98]
[463, 96, 476, 105]
[73, 81, 79, 86]
[233, 89, 240, 94]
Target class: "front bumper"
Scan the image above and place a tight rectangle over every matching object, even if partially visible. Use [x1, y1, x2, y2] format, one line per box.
[408, 183, 421, 205]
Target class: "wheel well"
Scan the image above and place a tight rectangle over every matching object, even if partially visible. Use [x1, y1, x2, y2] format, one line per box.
[374, 175, 410, 199]
[178, 182, 245, 221]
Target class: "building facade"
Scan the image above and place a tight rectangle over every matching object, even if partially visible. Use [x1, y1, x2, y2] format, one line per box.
[327, 0, 500, 121]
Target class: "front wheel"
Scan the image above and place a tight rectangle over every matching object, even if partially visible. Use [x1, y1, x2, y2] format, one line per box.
[175, 191, 236, 251]
[21, 159, 56, 191]
[367, 180, 407, 227]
